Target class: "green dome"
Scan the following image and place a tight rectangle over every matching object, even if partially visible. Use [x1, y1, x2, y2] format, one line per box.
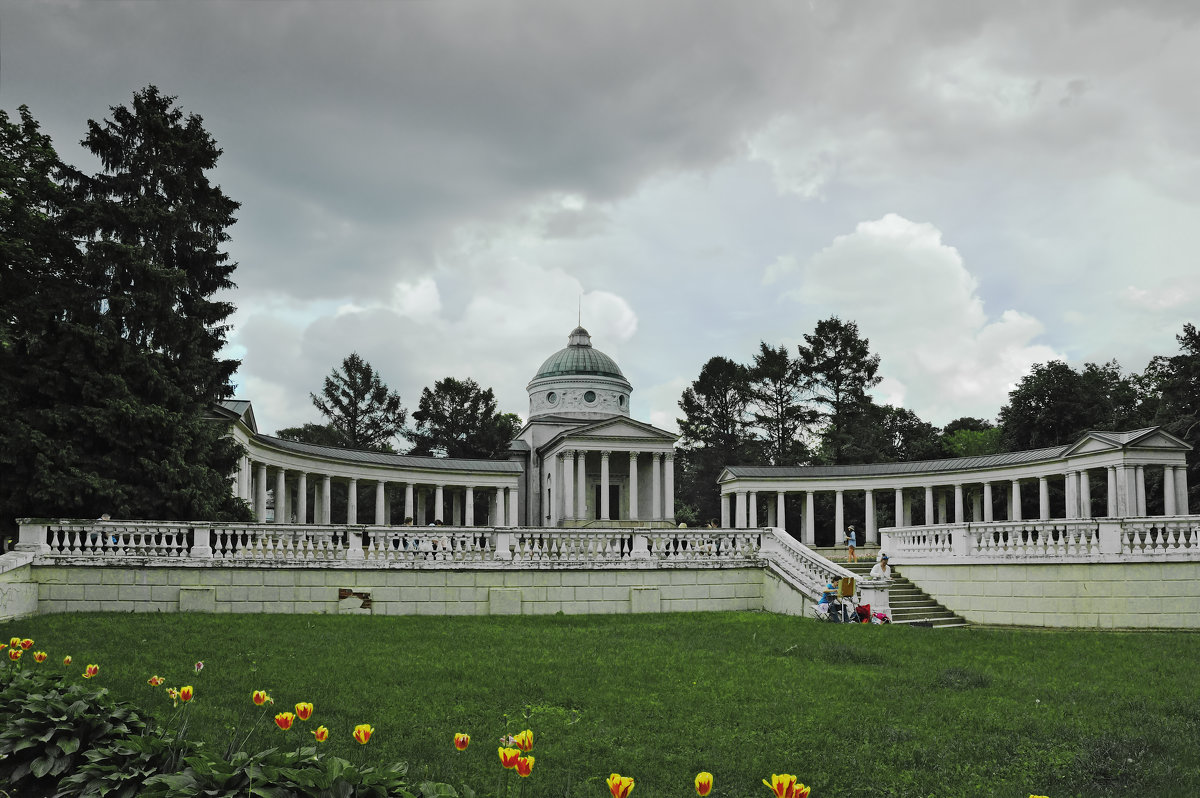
[533, 327, 626, 380]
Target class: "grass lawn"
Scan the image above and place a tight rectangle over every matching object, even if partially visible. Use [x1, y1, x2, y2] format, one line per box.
[3, 611, 1199, 798]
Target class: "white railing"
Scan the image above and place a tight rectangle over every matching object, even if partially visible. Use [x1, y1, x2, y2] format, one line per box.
[365, 528, 493, 563]
[883, 516, 1200, 562]
[209, 524, 347, 562]
[42, 522, 194, 558]
[760, 527, 860, 599]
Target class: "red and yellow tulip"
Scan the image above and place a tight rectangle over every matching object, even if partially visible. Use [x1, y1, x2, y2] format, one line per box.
[7, 649, 20, 661]
[8, 637, 19, 648]
[252, 690, 270, 706]
[353, 723, 374, 744]
[454, 733, 470, 751]
[695, 772, 714, 796]
[275, 712, 295, 731]
[295, 702, 313, 721]
[148, 675, 165, 686]
[62, 655, 72, 666]
[763, 774, 794, 798]
[83, 664, 99, 678]
[499, 747, 521, 769]
[312, 725, 329, 743]
[516, 755, 535, 777]
[512, 729, 534, 751]
[607, 773, 635, 798]
[179, 685, 194, 703]
[20, 639, 33, 650]
[33, 651, 47, 663]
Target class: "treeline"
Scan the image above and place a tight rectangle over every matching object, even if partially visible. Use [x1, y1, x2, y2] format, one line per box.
[673, 317, 1200, 525]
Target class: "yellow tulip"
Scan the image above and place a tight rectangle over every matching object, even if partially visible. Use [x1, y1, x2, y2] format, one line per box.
[516, 755, 535, 777]
[83, 663, 99, 678]
[312, 725, 329, 743]
[295, 702, 313, 721]
[695, 772, 714, 796]
[252, 690, 270, 706]
[179, 685, 194, 702]
[8, 637, 19, 649]
[148, 675, 165, 686]
[275, 712, 296, 731]
[512, 728, 534, 751]
[7, 649, 20, 661]
[63, 655, 72, 666]
[763, 774, 796, 798]
[499, 747, 521, 769]
[33, 651, 47, 663]
[353, 723, 374, 744]
[20, 639, 33, 650]
[454, 733, 470, 751]
[607, 773, 635, 798]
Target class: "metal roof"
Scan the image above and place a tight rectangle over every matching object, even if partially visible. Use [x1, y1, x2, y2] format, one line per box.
[723, 443, 1073, 479]
[533, 345, 626, 380]
[254, 434, 523, 473]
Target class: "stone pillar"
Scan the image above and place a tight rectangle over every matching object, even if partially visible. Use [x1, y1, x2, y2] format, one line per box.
[627, 452, 638, 521]
[720, 493, 730, 528]
[953, 484, 964, 523]
[750, 491, 759, 529]
[924, 486, 934, 526]
[651, 453, 662, 520]
[1038, 477, 1049, 521]
[1136, 465, 1147, 516]
[935, 491, 947, 524]
[894, 488, 903, 527]
[404, 482, 414, 523]
[563, 451, 575, 520]
[296, 472, 307, 525]
[465, 486, 475, 526]
[507, 486, 519, 527]
[735, 491, 747, 529]
[494, 487, 505, 527]
[313, 478, 323, 524]
[452, 490, 463, 526]
[600, 451, 611, 521]
[274, 468, 288, 523]
[1121, 465, 1134, 516]
[1107, 466, 1118, 517]
[1011, 479, 1022, 521]
[321, 475, 331, 524]
[416, 488, 426, 525]
[1176, 467, 1190, 515]
[864, 489, 876, 544]
[1080, 470, 1092, 518]
[832, 490, 844, 543]
[434, 484, 444, 523]
[983, 482, 993, 522]
[347, 478, 358, 524]
[971, 490, 982, 522]
[902, 493, 913, 526]
[664, 453, 675, 522]
[766, 498, 776, 527]
[1065, 471, 1078, 519]
[254, 463, 268, 522]
[777, 491, 786, 531]
[804, 491, 815, 545]
[375, 481, 386, 525]
[577, 450, 588, 520]
[1164, 466, 1177, 516]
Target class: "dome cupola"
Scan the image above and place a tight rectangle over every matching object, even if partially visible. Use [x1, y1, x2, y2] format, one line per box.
[527, 326, 632, 420]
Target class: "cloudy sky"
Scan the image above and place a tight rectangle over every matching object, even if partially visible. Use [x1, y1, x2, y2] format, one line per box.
[5, 1, 1199, 436]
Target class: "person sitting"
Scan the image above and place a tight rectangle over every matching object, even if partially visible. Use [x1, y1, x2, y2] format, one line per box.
[869, 554, 892, 580]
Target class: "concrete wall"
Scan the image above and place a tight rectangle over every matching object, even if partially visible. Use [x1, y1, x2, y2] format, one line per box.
[900, 562, 1200, 628]
[0, 554, 38, 621]
[30, 565, 765, 617]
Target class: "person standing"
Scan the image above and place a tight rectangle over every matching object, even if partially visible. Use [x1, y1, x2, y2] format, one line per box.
[846, 524, 857, 562]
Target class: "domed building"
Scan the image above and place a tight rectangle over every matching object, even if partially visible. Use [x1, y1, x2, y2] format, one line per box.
[509, 326, 679, 527]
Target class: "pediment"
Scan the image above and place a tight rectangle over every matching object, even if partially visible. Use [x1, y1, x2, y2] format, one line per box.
[540, 415, 677, 454]
[1126, 429, 1192, 451]
[1064, 435, 1119, 456]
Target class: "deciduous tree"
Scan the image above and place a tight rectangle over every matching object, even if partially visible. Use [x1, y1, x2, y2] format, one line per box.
[407, 377, 520, 459]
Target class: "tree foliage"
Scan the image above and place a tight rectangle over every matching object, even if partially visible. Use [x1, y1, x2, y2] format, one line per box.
[407, 377, 520, 459]
[310, 353, 408, 451]
[747, 342, 814, 465]
[798, 317, 882, 464]
[1147, 323, 1200, 509]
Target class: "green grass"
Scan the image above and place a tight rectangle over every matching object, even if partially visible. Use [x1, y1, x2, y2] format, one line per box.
[3, 611, 1200, 798]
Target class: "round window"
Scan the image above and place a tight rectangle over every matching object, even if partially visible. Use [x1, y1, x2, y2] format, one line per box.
[583, 390, 597, 403]
[618, 395, 626, 407]
[546, 391, 557, 404]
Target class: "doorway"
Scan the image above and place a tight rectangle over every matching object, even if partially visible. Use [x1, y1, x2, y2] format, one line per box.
[593, 484, 621, 520]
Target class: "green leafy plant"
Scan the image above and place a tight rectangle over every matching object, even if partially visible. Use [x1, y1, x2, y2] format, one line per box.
[55, 732, 196, 798]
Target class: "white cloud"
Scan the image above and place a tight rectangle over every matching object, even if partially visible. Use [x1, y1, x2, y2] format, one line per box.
[789, 214, 1064, 424]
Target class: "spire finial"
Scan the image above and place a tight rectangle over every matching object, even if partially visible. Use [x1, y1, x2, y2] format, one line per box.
[578, 293, 581, 327]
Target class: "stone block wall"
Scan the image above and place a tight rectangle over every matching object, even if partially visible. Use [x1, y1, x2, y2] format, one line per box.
[0, 555, 38, 622]
[30, 565, 765, 617]
[899, 562, 1200, 628]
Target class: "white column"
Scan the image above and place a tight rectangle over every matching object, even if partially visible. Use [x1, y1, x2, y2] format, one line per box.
[1136, 465, 1147, 515]
[834, 490, 845, 543]
[777, 491, 786, 531]
[1176, 467, 1190, 515]
[628, 452, 638, 521]
[1121, 465, 1134, 516]
[1011, 479, 1022, 521]
[651, 453, 662, 520]
[953, 484, 964, 523]
[1107, 466, 1118, 516]
[1038, 477, 1049, 521]
[416, 488, 426, 525]
[465, 486, 475, 526]
[404, 482, 414, 523]
[924, 486, 934, 525]
[1164, 466, 1177, 516]
[971, 490, 982, 522]
[937, 492, 947, 524]
[507, 486, 519, 527]
[434, 484, 444, 523]
[254, 463, 268, 522]
[375, 481, 386, 525]
[720, 493, 730, 528]
[274, 468, 287, 523]
[766, 498, 776, 527]
[600, 451, 611, 521]
[347, 478, 358, 524]
[983, 482, 993, 521]
[494, 487, 505, 527]
[577, 450, 588, 520]
[1065, 472, 1078, 519]
[296, 472, 307, 525]
[1080, 470, 1092, 518]
[664, 453, 675, 522]
[563, 452, 575, 520]
[313, 478, 323, 525]
[894, 488, 903, 527]
[321, 475, 331, 524]
[452, 490, 463, 526]
[750, 491, 759, 528]
[803, 491, 815, 545]
[864, 489, 876, 544]
[902, 493, 913, 526]
[735, 491, 747, 529]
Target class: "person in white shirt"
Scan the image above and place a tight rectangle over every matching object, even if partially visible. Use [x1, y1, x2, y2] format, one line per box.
[869, 554, 892, 580]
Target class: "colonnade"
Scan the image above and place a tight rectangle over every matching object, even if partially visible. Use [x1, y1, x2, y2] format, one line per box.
[549, 449, 674, 524]
[722, 463, 1190, 545]
[233, 457, 519, 527]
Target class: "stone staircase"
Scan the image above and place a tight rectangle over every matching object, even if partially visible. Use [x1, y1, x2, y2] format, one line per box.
[839, 558, 969, 628]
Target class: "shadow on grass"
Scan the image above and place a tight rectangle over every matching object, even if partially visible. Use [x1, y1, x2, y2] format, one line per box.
[931, 666, 992, 690]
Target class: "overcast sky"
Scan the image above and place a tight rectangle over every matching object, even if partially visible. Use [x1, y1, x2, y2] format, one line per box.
[5, 1, 1199, 437]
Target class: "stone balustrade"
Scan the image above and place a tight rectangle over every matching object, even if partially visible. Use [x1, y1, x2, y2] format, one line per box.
[882, 515, 1200, 562]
